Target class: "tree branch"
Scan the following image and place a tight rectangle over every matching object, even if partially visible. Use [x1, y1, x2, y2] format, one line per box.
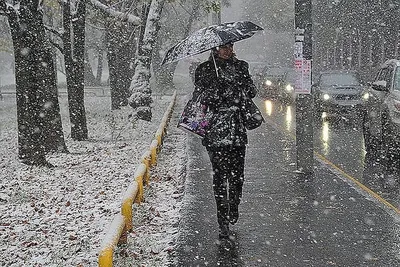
[88, 0, 142, 25]
[86, 21, 106, 31]
[44, 25, 63, 39]
[49, 39, 64, 54]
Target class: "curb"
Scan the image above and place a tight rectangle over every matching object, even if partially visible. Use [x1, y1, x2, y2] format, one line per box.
[98, 91, 177, 267]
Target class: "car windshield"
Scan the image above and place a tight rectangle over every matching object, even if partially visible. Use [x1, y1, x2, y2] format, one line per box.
[320, 73, 359, 86]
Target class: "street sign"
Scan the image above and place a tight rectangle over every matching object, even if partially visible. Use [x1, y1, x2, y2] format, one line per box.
[294, 58, 312, 94]
[294, 31, 312, 94]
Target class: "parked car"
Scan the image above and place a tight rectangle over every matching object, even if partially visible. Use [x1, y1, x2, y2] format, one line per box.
[258, 66, 295, 103]
[312, 70, 364, 118]
[362, 59, 400, 171]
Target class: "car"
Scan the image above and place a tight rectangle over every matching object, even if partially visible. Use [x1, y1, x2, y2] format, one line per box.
[281, 69, 296, 103]
[312, 70, 364, 118]
[362, 59, 400, 172]
[258, 66, 295, 103]
[249, 62, 269, 91]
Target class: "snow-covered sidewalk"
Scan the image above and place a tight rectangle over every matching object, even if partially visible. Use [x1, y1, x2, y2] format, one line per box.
[0, 93, 187, 266]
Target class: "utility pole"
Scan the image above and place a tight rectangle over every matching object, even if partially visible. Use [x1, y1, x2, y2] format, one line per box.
[294, 0, 314, 175]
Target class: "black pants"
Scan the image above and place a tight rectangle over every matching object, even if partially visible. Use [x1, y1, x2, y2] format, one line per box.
[207, 146, 246, 226]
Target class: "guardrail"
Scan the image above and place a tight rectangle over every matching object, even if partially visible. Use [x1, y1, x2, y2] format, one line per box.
[98, 91, 177, 267]
[0, 86, 112, 97]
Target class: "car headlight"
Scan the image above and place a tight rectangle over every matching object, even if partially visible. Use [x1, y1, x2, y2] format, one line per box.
[362, 92, 370, 100]
[285, 84, 294, 92]
[265, 80, 272, 86]
[323, 94, 330, 100]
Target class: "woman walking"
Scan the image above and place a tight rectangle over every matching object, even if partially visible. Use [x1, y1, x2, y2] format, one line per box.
[193, 43, 257, 239]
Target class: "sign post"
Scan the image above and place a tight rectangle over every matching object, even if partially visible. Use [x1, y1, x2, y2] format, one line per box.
[295, 0, 314, 175]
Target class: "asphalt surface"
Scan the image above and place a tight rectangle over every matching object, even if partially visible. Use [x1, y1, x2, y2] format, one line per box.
[174, 97, 400, 267]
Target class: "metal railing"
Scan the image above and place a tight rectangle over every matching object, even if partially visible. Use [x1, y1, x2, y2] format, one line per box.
[98, 91, 177, 267]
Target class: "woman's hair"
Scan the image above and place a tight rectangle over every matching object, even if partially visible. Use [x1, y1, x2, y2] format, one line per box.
[218, 42, 234, 49]
[209, 43, 236, 59]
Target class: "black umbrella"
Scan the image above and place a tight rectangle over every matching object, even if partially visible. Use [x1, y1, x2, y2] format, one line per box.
[161, 21, 263, 65]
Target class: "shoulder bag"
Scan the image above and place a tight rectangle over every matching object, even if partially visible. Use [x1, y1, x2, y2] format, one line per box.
[177, 92, 212, 138]
[242, 95, 265, 130]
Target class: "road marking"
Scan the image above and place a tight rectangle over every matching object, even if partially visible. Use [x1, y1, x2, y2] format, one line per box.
[262, 112, 400, 215]
[315, 152, 400, 215]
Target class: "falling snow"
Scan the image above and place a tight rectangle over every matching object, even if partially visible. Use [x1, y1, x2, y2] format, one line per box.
[0, 94, 187, 266]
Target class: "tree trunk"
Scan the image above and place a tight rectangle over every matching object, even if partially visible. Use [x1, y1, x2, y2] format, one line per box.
[95, 41, 105, 85]
[9, 11, 46, 164]
[137, 2, 151, 52]
[84, 50, 96, 86]
[106, 21, 137, 110]
[35, 13, 68, 153]
[128, 0, 166, 121]
[6, 0, 66, 165]
[63, 0, 88, 141]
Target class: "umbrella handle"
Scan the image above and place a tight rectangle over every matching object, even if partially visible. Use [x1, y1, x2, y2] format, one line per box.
[211, 52, 219, 78]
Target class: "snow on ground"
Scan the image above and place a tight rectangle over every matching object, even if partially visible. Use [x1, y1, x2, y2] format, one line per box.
[0, 91, 187, 266]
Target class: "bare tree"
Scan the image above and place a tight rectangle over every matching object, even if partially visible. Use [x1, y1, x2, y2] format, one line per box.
[85, 14, 106, 87]
[54, 0, 141, 138]
[62, 0, 88, 140]
[128, 0, 166, 121]
[0, 0, 67, 166]
[87, 0, 142, 110]
[105, 8, 139, 110]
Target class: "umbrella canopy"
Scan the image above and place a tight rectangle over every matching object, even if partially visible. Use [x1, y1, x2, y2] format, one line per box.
[161, 21, 263, 65]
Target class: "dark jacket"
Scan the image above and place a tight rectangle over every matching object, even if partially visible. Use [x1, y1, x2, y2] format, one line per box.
[194, 55, 257, 150]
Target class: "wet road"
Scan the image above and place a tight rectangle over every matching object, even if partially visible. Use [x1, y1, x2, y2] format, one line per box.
[259, 98, 399, 211]
[175, 97, 400, 267]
